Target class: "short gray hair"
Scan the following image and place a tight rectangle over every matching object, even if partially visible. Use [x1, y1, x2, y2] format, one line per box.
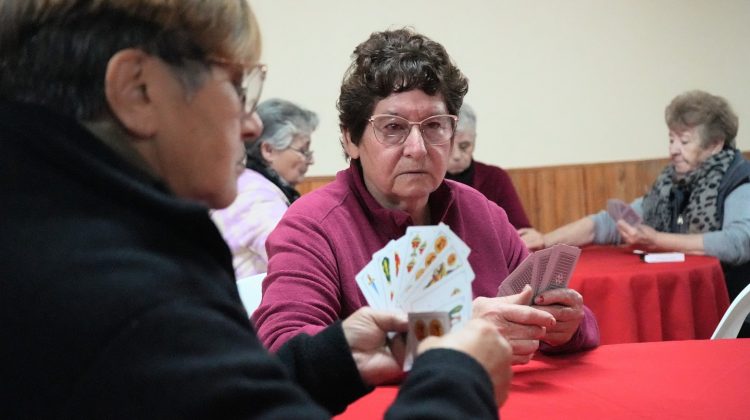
[247, 98, 319, 159]
[664, 90, 738, 149]
[456, 102, 476, 134]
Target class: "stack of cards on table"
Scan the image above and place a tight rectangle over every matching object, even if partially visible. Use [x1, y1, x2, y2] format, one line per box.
[496, 244, 581, 301]
[355, 223, 474, 370]
[606, 198, 642, 226]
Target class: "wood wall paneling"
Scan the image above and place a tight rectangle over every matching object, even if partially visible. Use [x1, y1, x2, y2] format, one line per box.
[295, 151, 750, 233]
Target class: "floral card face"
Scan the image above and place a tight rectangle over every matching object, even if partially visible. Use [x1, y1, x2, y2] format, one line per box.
[354, 223, 474, 370]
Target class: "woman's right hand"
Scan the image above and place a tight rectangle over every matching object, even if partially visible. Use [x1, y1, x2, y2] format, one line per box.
[418, 318, 513, 406]
[472, 285, 556, 364]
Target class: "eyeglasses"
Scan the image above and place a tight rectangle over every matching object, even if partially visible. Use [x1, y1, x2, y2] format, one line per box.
[288, 146, 314, 161]
[207, 57, 267, 115]
[368, 114, 458, 146]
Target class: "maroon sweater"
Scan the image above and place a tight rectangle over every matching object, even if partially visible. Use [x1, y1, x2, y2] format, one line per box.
[446, 160, 532, 229]
[253, 162, 598, 353]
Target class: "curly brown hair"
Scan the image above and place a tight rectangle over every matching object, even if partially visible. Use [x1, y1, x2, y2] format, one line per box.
[337, 28, 468, 146]
[665, 90, 738, 149]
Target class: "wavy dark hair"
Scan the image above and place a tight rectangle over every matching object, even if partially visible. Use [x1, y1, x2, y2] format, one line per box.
[337, 28, 468, 146]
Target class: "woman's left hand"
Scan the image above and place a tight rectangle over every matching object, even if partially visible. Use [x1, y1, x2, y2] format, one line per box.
[617, 220, 658, 248]
[531, 288, 584, 346]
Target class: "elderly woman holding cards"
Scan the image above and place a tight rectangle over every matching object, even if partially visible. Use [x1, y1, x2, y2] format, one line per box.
[252, 28, 600, 362]
[540, 90, 750, 304]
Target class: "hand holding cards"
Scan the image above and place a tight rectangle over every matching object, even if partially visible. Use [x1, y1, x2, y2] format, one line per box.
[497, 244, 581, 300]
[606, 198, 642, 226]
[355, 223, 474, 370]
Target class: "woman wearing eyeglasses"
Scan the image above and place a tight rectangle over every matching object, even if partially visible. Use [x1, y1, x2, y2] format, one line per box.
[253, 29, 599, 362]
[212, 98, 317, 278]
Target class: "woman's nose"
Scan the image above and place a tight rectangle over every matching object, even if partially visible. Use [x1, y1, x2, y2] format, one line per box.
[451, 145, 462, 160]
[241, 112, 263, 143]
[403, 125, 427, 157]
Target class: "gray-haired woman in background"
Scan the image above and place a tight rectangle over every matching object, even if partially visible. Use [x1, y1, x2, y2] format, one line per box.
[541, 90, 750, 333]
[213, 98, 318, 277]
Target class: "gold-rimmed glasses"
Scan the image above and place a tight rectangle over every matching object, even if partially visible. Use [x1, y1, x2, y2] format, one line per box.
[288, 146, 314, 161]
[368, 114, 458, 146]
[207, 57, 267, 115]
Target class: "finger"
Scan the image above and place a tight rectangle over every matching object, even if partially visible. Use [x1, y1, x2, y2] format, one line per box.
[533, 305, 579, 323]
[616, 219, 634, 231]
[500, 321, 547, 340]
[387, 332, 407, 367]
[534, 288, 582, 307]
[497, 284, 534, 305]
[511, 354, 534, 365]
[500, 304, 556, 328]
[509, 338, 539, 357]
[368, 309, 409, 333]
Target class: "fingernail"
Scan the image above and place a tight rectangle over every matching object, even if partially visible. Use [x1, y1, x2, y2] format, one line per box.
[536, 295, 544, 304]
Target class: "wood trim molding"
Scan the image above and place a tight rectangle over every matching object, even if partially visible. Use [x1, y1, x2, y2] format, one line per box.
[295, 151, 750, 232]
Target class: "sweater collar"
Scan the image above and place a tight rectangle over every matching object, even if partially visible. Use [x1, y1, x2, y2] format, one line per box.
[444, 160, 475, 186]
[344, 159, 455, 235]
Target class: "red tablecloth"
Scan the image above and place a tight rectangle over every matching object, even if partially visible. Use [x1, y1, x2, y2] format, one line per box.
[571, 245, 729, 344]
[336, 339, 750, 420]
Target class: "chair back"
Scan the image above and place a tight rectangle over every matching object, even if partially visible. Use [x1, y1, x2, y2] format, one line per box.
[236, 272, 266, 314]
[711, 282, 750, 339]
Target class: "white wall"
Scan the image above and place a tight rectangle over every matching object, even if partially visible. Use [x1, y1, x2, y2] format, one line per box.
[250, 0, 750, 176]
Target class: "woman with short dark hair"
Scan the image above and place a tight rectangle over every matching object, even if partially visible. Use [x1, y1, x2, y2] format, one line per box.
[254, 28, 600, 360]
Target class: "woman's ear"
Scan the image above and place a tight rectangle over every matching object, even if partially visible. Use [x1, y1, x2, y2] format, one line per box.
[260, 141, 276, 163]
[104, 49, 157, 138]
[342, 129, 360, 159]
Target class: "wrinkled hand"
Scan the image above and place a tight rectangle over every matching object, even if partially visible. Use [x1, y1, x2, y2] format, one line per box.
[532, 288, 584, 346]
[617, 220, 658, 249]
[473, 285, 556, 364]
[418, 319, 513, 406]
[518, 228, 545, 251]
[342, 307, 408, 386]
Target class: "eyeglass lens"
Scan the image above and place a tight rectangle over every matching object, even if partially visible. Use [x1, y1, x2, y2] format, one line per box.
[289, 147, 314, 160]
[370, 115, 456, 145]
[241, 65, 266, 114]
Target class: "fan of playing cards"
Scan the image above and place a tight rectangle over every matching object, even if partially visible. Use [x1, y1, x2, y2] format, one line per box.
[606, 198, 642, 226]
[355, 223, 475, 370]
[355, 222, 475, 331]
[496, 243, 582, 300]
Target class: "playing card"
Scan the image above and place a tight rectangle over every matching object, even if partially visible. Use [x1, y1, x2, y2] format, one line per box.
[497, 253, 535, 297]
[531, 246, 557, 298]
[403, 311, 451, 371]
[401, 241, 474, 306]
[436, 222, 471, 260]
[372, 240, 399, 310]
[539, 244, 581, 292]
[408, 273, 472, 330]
[354, 259, 385, 308]
[395, 226, 437, 301]
[398, 225, 465, 301]
[620, 204, 642, 226]
[606, 199, 625, 222]
[498, 244, 582, 302]
[606, 199, 642, 226]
